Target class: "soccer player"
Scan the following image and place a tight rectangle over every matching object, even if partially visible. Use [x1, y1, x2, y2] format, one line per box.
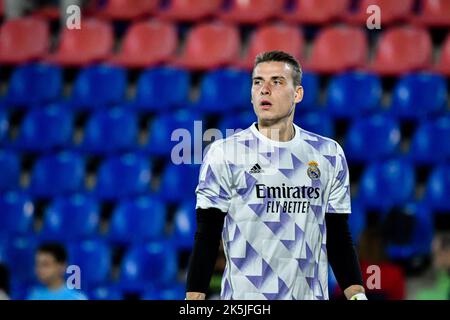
[186, 51, 367, 300]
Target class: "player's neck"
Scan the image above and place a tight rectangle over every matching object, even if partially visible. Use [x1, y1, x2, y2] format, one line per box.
[256, 119, 295, 142]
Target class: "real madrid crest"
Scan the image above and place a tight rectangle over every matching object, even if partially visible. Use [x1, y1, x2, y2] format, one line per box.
[307, 161, 321, 180]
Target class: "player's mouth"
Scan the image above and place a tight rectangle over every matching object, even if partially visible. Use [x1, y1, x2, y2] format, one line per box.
[259, 100, 272, 110]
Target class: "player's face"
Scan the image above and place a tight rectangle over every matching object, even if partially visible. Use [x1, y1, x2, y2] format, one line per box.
[35, 253, 65, 286]
[251, 61, 303, 123]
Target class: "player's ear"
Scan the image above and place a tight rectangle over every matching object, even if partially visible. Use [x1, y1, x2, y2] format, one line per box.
[294, 86, 304, 103]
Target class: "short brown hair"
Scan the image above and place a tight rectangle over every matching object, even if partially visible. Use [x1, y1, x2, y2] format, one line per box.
[253, 50, 302, 87]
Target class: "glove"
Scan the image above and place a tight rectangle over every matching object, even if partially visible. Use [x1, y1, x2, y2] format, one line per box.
[350, 293, 368, 300]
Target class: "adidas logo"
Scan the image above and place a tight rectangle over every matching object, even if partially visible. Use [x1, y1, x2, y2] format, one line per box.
[249, 163, 263, 174]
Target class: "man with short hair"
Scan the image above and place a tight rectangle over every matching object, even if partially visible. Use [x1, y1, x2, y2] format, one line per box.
[186, 51, 367, 300]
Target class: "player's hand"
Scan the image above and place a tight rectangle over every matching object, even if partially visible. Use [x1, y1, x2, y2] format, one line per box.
[186, 292, 206, 300]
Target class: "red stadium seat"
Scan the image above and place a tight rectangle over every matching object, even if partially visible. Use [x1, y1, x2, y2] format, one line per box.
[435, 33, 450, 76]
[171, 22, 240, 71]
[158, 0, 222, 22]
[236, 24, 304, 70]
[32, 5, 60, 20]
[0, 17, 49, 65]
[371, 27, 432, 76]
[411, 0, 450, 27]
[305, 26, 368, 74]
[46, 19, 113, 67]
[345, 0, 414, 25]
[282, 0, 349, 25]
[97, 0, 159, 20]
[109, 20, 177, 68]
[219, 0, 284, 24]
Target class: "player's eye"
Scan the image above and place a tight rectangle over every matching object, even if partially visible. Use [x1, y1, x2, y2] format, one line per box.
[253, 80, 262, 85]
[273, 80, 282, 85]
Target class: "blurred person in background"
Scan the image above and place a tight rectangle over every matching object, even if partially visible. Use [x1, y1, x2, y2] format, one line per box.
[27, 243, 87, 300]
[0, 264, 10, 300]
[415, 232, 450, 300]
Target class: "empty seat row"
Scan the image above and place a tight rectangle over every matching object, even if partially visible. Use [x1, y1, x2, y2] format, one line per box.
[1, 17, 449, 74]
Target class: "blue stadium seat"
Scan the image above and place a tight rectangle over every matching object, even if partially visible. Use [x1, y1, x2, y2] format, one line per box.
[0, 110, 9, 143]
[95, 154, 151, 200]
[0, 150, 21, 192]
[69, 65, 126, 110]
[409, 116, 450, 164]
[141, 283, 185, 300]
[0, 192, 34, 236]
[13, 105, 74, 151]
[218, 111, 255, 136]
[359, 159, 416, 209]
[345, 115, 401, 162]
[390, 73, 447, 119]
[425, 164, 450, 212]
[348, 200, 366, 244]
[3, 236, 37, 283]
[145, 110, 204, 157]
[29, 152, 85, 197]
[108, 197, 167, 244]
[87, 286, 123, 300]
[300, 71, 319, 109]
[68, 240, 112, 289]
[171, 200, 196, 249]
[119, 241, 178, 292]
[385, 202, 434, 260]
[40, 194, 100, 242]
[159, 164, 199, 203]
[193, 68, 251, 113]
[326, 71, 382, 118]
[295, 111, 335, 137]
[3, 64, 62, 108]
[133, 67, 190, 111]
[79, 107, 138, 154]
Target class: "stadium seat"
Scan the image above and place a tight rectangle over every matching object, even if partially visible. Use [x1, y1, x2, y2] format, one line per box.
[411, 0, 450, 27]
[145, 110, 204, 156]
[171, 200, 196, 249]
[159, 164, 199, 203]
[384, 202, 434, 260]
[348, 200, 366, 244]
[108, 197, 167, 244]
[14, 106, 74, 152]
[370, 27, 432, 76]
[305, 26, 368, 74]
[40, 195, 100, 242]
[97, 0, 159, 20]
[390, 73, 447, 119]
[326, 71, 382, 118]
[435, 33, 450, 76]
[68, 240, 112, 289]
[218, 111, 256, 135]
[358, 159, 416, 209]
[294, 111, 335, 138]
[95, 154, 151, 200]
[345, 0, 414, 25]
[3, 64, 62, 108]
[299, 72, 319, 110]
[236, 24, 304, 70]
[3, 236, 37, 282]
[69, 65, 127, 110]
[46, 19, 113, 66]
[109, 20, 177, 68]
[29, 152, 85, 198]
[219, 0, 284, 24]
[119, 241, 178, 291]
[345, 115, 401, 162]
[132, 67, 190, 111]
[142, 283, 185, 300]
[158, 0, 222, 22]
[79, 108, 138, 154]
[409, 116, 450, 164]
[88, 286, 123, 300]
[0, 17, 49, 64]
[0, 192, 34, 236]
[0, 110, 9, 143]
[282, 0, 349, 24]
[193, 68, 251, 113]
[0, 150, 21, 192]
[425, 165, 450, 211]
[172, 22, 240, 71]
